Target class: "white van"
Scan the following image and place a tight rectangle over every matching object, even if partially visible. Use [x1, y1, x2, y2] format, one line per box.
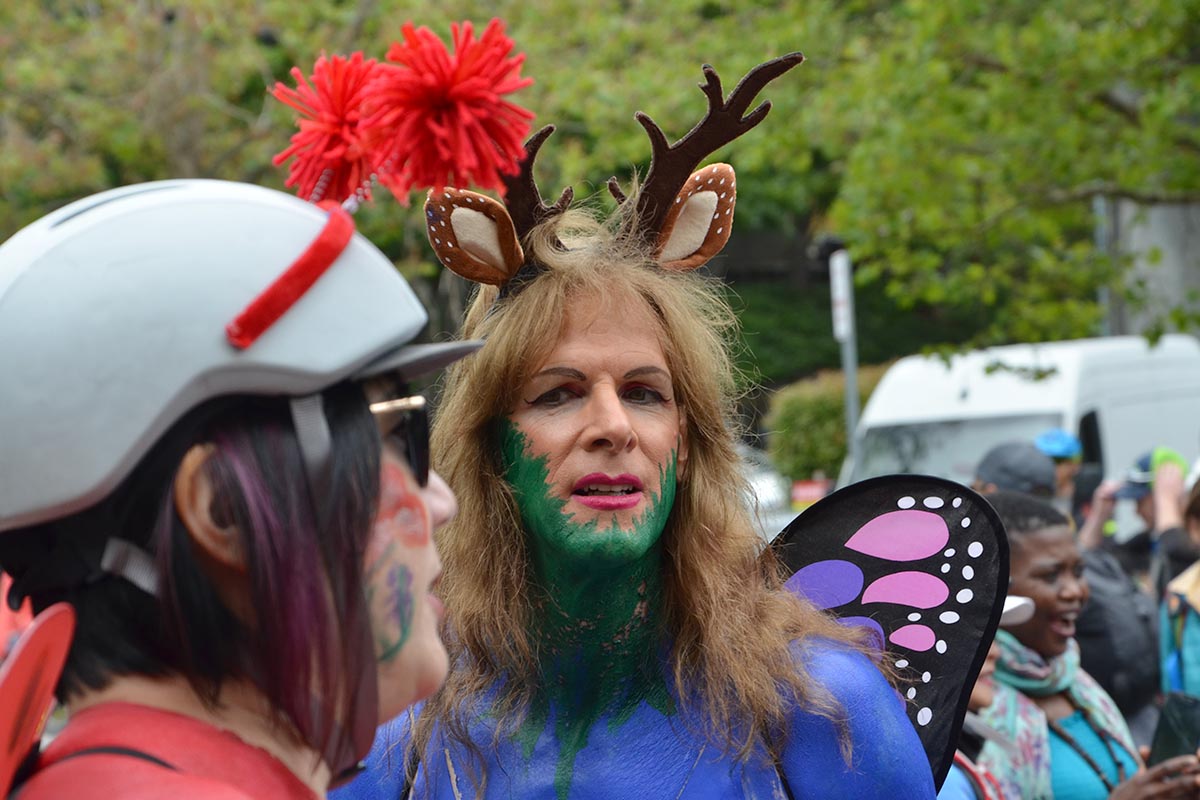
[841, 335, 1200, 499]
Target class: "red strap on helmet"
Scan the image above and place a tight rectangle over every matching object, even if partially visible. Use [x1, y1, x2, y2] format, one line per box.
[225, 201, 356, 349]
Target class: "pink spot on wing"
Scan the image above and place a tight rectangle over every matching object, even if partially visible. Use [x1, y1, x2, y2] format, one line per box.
[862, 572, 949, 608]
[845, 510, 950, 561]
[891, 624, 936, 651]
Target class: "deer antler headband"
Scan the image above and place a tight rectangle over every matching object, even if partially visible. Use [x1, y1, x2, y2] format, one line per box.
[423, 52, 804, 297]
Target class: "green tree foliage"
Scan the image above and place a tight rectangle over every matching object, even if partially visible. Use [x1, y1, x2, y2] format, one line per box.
[3, 0, 1197, 353]
[819, 0, 1200, 346]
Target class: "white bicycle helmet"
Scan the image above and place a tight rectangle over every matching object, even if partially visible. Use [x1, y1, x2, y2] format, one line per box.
[0, 179, 476, 540]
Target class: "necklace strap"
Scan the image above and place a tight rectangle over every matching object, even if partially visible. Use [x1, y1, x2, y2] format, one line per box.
[1046, 712, 1128, 792]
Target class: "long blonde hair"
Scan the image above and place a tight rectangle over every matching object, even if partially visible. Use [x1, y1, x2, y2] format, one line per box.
[415, 210, 860, 779]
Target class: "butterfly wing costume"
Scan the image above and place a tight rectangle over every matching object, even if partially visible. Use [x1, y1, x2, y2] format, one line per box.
[773, 475, 1007, 788]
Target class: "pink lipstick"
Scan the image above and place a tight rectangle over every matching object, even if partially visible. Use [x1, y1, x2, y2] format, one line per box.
[571, 473, 644, 511]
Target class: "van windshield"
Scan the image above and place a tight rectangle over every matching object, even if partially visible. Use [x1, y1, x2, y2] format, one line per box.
[852, 413, 1064, 485]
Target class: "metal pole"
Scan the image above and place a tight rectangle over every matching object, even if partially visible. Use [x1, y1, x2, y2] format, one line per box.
[1092, 195, 1114, 336]
[830, 249, 860, 478]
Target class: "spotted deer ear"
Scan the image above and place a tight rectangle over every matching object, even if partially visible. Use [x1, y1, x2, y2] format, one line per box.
[654, 163, 737, 271]
[424, 189, 525, 286]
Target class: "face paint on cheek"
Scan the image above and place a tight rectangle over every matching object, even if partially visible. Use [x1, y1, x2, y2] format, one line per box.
[499, 420, 580, 547]
[378, 460, 431, 548]
[364, 544, 415, 664]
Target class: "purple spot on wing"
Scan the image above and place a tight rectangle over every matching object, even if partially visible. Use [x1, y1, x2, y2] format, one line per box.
[862, 572, 949, 608]
[845, 510, 950, 561]
[785, 560, 864, 610]
[838, 616, 886, 652]
[891, 624, 936, 651]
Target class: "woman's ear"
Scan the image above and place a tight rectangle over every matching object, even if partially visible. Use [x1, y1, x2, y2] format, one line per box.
[174, 444, 245, 572]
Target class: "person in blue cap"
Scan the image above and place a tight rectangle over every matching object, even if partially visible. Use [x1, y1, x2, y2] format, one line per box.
[1035, 429, 1083, 514]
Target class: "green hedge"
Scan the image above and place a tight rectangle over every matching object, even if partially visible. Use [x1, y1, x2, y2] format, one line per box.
[765, 364, 890, 482]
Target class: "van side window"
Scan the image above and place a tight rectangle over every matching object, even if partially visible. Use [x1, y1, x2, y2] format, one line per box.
[1079, 411, 1102, 465]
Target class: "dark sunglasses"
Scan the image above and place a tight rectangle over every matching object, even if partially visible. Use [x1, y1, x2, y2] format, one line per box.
[369, 394, 429, 488]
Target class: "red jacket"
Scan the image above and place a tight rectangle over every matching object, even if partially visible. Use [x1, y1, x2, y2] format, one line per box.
[14, 702, 318, 799]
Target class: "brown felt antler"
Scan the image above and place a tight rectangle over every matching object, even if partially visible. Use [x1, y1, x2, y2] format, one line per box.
[501, 125, 574, 244]
[615, 53, 804, 251]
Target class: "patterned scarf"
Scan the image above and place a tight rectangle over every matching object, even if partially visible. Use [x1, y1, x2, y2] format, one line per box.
[977, 631, 1140, 800]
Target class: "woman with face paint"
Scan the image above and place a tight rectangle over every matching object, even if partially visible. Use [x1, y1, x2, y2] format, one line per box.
[0, 180, 478, 798]
[334, 55, 934, 800]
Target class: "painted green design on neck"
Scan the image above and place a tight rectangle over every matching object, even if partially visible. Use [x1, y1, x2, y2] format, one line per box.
[499, 420, 676, 800]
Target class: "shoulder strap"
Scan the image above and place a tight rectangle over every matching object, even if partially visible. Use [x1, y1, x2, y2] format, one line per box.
[400, 747, 419, 800]
[10, 746, 177, 799]
[775, 762, 796, 800]
[54, 746, 177, 771]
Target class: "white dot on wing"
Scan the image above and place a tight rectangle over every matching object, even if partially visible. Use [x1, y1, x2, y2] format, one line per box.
[967, 542, 983, 558]
[923, 496, 945, 509]
[898, 496, 916, 509]
[917, 708, 932, 726]
[935, 640, 947, 654]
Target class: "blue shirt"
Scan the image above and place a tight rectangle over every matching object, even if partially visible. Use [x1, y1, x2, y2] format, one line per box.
[335, 641, 935, 800]
[1047, 710, 1140, 800]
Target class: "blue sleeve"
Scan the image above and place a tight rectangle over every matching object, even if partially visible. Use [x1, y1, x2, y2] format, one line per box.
[936, 763, 977, 800]
[781, 643, 936, 799]
[331, 716, 411, 800]
[1162, 597, 1184, 694]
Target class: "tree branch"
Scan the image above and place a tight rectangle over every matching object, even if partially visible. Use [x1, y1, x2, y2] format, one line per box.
[1041, 181, 1200, 205]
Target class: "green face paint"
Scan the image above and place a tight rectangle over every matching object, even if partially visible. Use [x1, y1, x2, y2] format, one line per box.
[364, 545, 414, 663]
[499, 420, 676, 586]
[499, 419, 677, 799]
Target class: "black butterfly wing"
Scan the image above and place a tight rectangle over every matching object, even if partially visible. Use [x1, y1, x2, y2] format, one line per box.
[770, 475, 1007, 790]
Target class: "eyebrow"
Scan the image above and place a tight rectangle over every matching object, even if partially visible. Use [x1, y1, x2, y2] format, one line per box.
[624, 366, 671, 381]
[532, 367, 586, 381]
[530, 365, 671, 382]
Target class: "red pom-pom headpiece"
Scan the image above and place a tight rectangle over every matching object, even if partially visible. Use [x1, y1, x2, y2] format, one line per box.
[271, 52, 381, 205]
[272, 19, 534, 207]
